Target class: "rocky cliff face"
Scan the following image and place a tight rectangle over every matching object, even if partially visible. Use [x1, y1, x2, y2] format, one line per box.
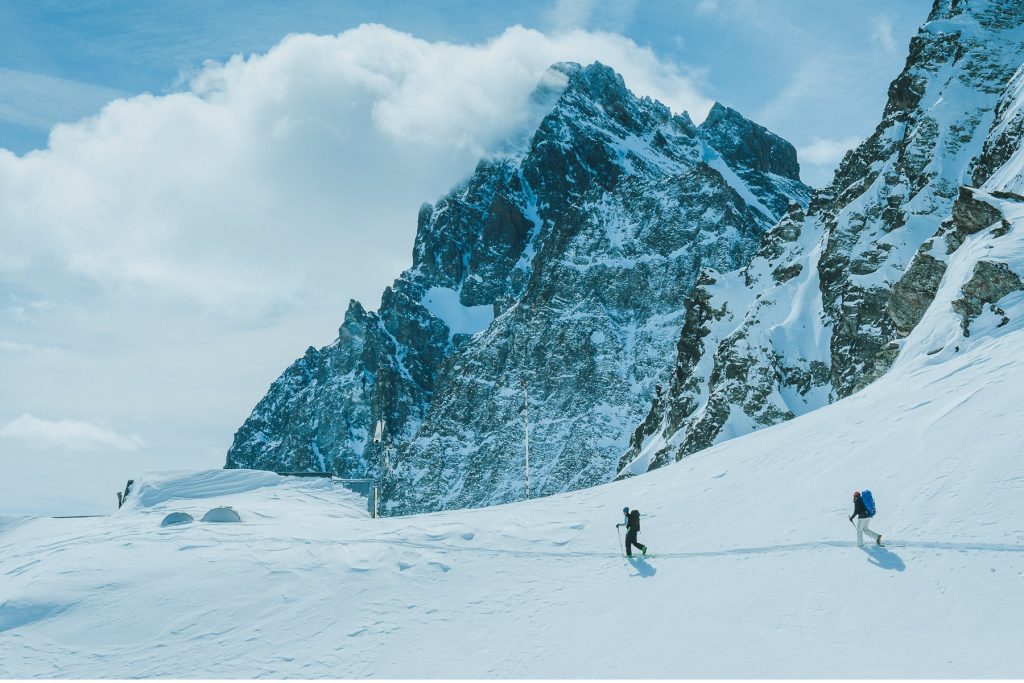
[227, 61, 810, 512]
[620, 0, 1024, 475]
[231, 0, 1024, 510]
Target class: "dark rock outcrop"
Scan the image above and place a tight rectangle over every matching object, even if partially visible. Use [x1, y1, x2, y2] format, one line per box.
[952, 261, 1024, 335]
[227, 61, 810, 513]
[620, 0, 1024, 473]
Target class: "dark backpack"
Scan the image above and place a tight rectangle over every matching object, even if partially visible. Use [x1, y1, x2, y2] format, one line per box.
[628, 509, 640, 531]
[861, 490, 876, 517]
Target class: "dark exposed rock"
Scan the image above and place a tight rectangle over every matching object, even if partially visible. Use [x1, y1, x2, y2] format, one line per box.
[953, 186, 1007, 235]
[772, 262, 803, 284]
[617, 280, 716, 475]
[699, 102, 801, 181]
[620, 0, 1024, 473]
[889, 250, 948, 337]
[758, 203, 803, 256]
[951, 261, 1024, 336]
[387, 67, 809, 513]
[817, 0, 1024, 398]
[227, 61, 810, 513]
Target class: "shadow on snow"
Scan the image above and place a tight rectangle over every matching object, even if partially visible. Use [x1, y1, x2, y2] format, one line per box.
[860, 545, 906, 571]
[627, 556, 656, 578]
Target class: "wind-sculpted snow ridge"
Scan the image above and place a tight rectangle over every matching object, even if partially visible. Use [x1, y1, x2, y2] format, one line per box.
[121, 469, 370, 521]
[4, 292, 1024, 675]
[227, 60, 810, 513]
[124, 469, 292, 509]
[621, 0, 1024, 474]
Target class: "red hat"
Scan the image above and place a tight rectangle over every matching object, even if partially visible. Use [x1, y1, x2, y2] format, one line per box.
[853, 491, 861, 497]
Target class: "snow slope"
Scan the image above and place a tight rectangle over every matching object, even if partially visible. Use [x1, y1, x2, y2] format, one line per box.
[2, 323, 1023, 677]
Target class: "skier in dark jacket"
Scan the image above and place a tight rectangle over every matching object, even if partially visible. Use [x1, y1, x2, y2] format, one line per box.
[616, 506, 647, 557]
[849, 491, 883, 547]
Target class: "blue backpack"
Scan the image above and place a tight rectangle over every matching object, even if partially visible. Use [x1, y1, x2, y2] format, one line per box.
[861, 490, 876, 517]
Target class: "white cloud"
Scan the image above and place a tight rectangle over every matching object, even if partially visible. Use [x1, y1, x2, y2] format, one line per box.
[695, 0, 719, 15]
[872, 17, 898, 55]
[546, 0, 599, 30]
[0, 340, 58, 354]
[4, 298, 54, 323]
[0, 413, 144, 452]
[0, 340, 33, 352]
[798, 136, 862, 166]
[0, 24, 711, 321]
[758, 59, 838, 129]
[0, 67, 127, 132]
[545, 0, 639, 33]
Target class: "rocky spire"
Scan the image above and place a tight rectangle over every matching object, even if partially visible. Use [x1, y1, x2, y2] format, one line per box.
[699, 102, 801, 181]
[226, 60, 810, 514]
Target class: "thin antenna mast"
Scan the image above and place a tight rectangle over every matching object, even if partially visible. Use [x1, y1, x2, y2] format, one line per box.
[523, 380, 530, 499]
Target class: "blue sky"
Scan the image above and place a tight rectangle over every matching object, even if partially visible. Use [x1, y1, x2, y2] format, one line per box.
[1, 0, 928, 182]
[0, 1, 931, 514]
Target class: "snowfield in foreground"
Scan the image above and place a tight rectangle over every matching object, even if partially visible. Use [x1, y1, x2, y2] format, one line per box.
[2, 320, 1023, 678]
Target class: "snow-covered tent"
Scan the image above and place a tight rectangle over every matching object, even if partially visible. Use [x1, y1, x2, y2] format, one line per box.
[201, 507, 241, 523]
[159, 511, 193, 527]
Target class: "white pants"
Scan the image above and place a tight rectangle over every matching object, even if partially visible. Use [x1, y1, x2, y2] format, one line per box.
[856, 516, 880, 546]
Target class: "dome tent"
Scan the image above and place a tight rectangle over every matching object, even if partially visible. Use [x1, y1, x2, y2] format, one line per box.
[201, 506, 241, 523]
[160, 512, 193, 527]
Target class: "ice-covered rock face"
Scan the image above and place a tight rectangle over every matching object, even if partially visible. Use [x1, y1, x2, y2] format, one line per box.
[620, 0, 1024, 474]
[820, 0, 1024, 396]
[226, 61, 810, 513]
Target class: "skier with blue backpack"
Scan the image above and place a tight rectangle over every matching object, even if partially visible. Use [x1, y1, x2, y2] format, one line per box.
[849, 490, 883, 547]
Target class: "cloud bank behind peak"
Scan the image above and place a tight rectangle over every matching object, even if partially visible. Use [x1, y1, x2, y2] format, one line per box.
[2, 24, 713, 318]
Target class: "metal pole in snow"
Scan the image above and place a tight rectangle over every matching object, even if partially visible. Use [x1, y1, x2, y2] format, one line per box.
[524, 380, 530, 499]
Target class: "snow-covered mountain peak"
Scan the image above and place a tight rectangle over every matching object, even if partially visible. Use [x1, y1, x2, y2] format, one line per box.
[530, 60, 578, 98]
[550, 61, 670, 129]
[699, 101, 801, 181]
[226, 61, 809, 513]
[622, 0, 1024, 474]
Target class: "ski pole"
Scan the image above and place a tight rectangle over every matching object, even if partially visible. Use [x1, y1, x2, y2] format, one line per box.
[615, 525, 626, 564]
